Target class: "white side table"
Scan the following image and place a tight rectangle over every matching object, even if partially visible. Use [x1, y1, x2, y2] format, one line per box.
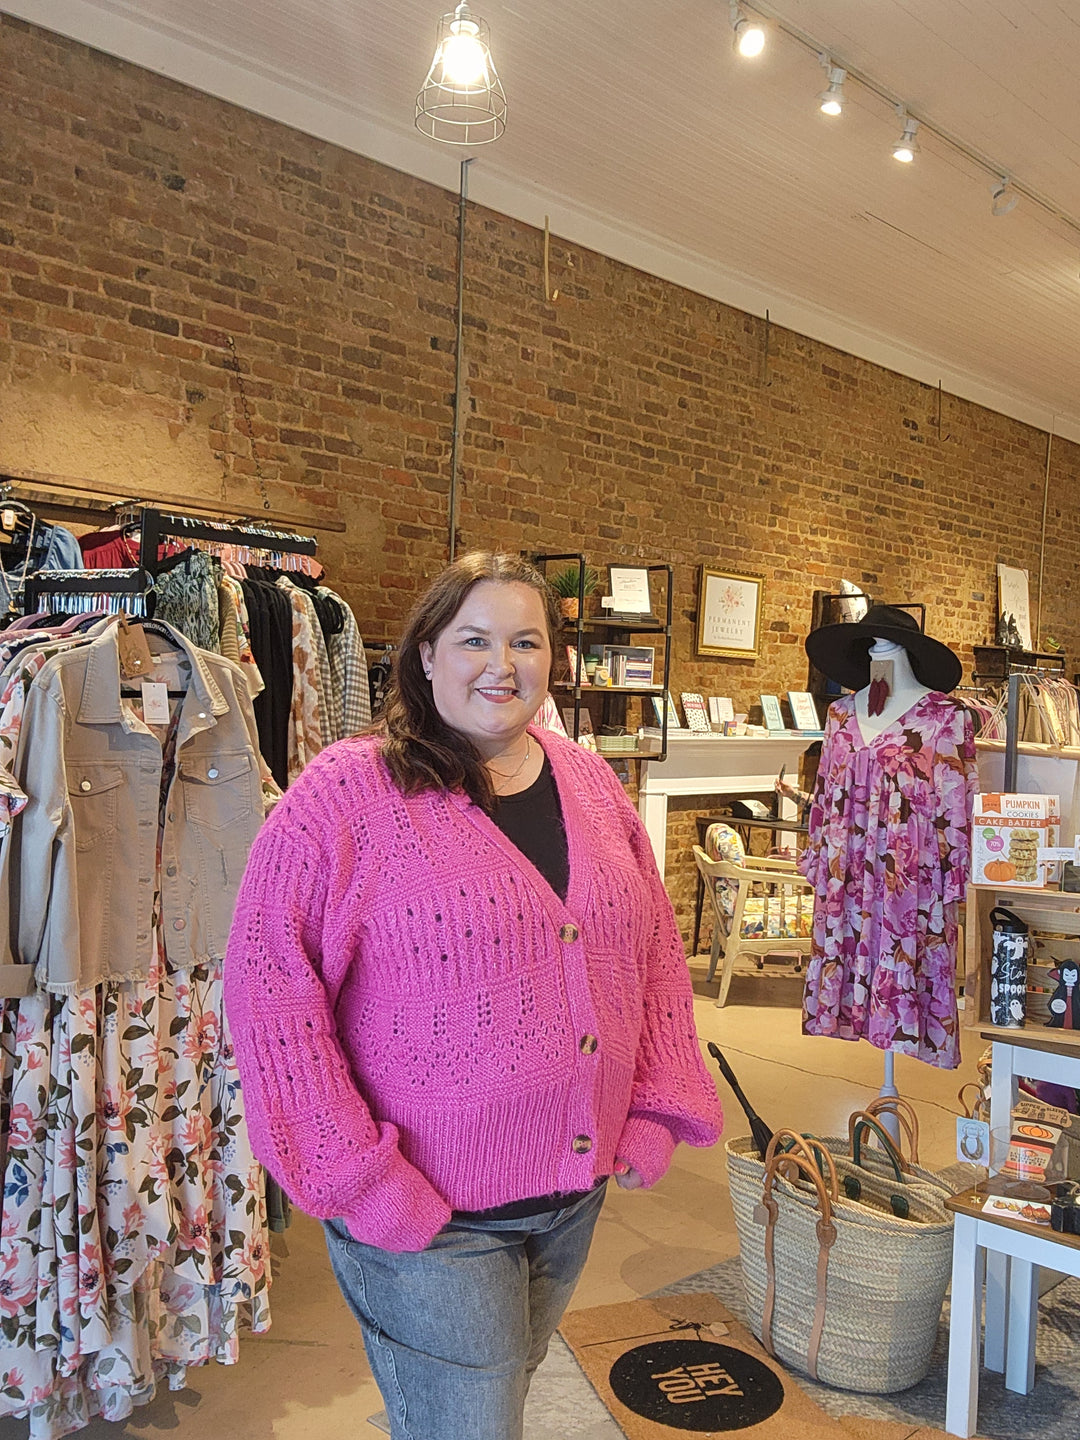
[945, 1187, 1080, 1437]
[980, 1028, 1080, 1378]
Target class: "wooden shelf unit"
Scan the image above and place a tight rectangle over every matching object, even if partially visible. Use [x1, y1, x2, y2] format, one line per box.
[534, 553, 674, 765]
[964, 882, 1080, 1032]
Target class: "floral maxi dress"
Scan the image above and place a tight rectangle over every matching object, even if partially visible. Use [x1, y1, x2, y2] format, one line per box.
[797, 692, 977, 1070]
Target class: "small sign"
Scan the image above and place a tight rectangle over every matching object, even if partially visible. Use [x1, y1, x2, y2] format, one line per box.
[608, 566, 653, 615]
[957, 1116, 990, 1166]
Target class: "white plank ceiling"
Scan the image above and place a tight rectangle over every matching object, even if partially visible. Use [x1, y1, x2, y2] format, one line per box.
[9, 0, 1080, 438]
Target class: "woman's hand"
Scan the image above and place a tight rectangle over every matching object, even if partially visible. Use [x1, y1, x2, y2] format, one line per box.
[614, 1160, 644, 1189]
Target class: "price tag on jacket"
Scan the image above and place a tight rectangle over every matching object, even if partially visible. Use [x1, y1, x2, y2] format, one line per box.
[117, 616, 155, 679]
[140, 681, 170, 725]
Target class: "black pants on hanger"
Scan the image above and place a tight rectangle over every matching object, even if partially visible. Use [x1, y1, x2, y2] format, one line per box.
[242, 579, 294, 791]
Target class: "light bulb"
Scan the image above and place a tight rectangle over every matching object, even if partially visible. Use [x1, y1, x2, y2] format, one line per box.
[892, 116, 920, 163]
[818, 65, 846, 116]
[441, 21, 487, 86]
[735, 18, 766, 57]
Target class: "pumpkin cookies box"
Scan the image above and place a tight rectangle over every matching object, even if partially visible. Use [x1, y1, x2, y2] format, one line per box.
[973, 792, 1060, 888]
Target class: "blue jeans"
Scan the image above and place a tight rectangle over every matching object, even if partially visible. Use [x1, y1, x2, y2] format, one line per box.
[323, 1184, 606, 1440]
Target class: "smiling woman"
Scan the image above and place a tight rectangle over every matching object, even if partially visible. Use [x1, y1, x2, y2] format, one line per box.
[224, 550, 722, 1440]
[384, 550, 560, 808]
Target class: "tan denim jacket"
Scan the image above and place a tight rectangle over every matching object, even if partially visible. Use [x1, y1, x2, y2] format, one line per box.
[1, 621, 267, 993]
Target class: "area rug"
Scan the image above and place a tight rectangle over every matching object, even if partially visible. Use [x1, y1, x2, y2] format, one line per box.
[653, 1255, 1080, 1440]
[364, 1256, 1080, 1438]
[560, 1293, 850, 1439]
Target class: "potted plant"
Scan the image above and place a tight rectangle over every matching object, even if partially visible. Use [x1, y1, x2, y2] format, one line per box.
[549, 564, 598, 621]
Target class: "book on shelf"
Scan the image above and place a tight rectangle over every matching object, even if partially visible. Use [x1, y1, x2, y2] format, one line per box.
[680, 692, 711, 733]
[560, 706, 593, 736]
[651, 693, 681, 729]
[600, 645, 655, 687]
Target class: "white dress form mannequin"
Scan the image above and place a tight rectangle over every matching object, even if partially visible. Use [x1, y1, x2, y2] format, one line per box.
[854, 639, 933, 743]
[854, 638, 935, 1132]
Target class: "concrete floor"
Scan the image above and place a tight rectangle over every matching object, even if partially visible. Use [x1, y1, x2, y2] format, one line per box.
[0, 961, 981, 1438]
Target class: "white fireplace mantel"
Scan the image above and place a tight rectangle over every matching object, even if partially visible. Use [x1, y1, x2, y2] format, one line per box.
[637, 733, 815, 876]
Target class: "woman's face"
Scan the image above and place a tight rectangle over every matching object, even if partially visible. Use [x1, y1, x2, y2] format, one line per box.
[420, 581, 552, 758]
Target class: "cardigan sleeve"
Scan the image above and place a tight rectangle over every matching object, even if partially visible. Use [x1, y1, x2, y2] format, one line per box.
[224, 779, 452, 1252]
[612, 798, 723, 1187]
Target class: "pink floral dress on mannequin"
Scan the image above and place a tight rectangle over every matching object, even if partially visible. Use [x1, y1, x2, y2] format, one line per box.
[798, 691, 977, 1069]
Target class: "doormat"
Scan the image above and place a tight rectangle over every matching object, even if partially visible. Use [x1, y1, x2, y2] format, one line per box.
[657, 1256, 1080, 1439]
[559, 1293, 848, 1439]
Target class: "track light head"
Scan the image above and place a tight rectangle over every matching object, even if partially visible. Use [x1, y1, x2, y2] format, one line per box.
[730, 2, 766, 58]
[892, 112, 920, 163]
[818, 63, 846, 116]
[991, 177, 1019, 216]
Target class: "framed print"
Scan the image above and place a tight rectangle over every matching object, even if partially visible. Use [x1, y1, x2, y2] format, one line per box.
[696, 568, 764, 659]
[787, 690, 822, 732]
[607, 566, 653, 616]
[708, 696, 735, 727]
[996, 563, 1032, 650]
[759, 693, 785, 731]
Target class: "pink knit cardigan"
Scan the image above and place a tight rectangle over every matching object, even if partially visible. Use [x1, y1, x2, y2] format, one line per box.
[224, 727, 722, 1252]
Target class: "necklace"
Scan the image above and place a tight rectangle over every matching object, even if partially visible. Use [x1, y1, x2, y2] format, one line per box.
[487, 736, 531, 787]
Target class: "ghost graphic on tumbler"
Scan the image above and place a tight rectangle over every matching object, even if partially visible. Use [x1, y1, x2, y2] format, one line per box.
[1047, 960, 1080, 1030]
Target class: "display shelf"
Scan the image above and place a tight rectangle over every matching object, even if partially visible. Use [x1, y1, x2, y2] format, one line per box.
[535, 552, 673, 767]
[552, 681, 667, 696]
[637, 732, 812, 875]
[978, 1024, 1080, 1054]
[964, 884, 1080, 1029]
[560, 617, 667, 634]
[976, 738, 1080, 761]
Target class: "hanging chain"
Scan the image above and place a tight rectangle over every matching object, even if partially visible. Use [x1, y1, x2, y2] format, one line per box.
[226, 335, 272, 511]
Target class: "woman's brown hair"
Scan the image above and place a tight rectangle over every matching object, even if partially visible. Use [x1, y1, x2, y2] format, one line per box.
[380, 551, 560, 811]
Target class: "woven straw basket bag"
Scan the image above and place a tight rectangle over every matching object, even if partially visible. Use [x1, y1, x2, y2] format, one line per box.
[726, 1128, 953, 1394]
[817, 1099, 956, 1215]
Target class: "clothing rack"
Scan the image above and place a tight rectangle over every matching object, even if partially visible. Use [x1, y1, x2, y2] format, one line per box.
[0, 466, 346, 533]
[138, 508, 318, 576]
[23, 568, 153, 617]
[1003, 666, 1078, 790]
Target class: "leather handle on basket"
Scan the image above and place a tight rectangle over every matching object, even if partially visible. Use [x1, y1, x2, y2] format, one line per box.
[848, 1110, 910, 1177]
[864, 1095, 921, 1163]
[761, 1136, 836, 1381]
[768, 1128, 839, 1200]
[957, 1083, 988, 1122]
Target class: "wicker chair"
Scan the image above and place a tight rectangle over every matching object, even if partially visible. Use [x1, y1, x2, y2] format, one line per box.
[692, 823, 813, 1006]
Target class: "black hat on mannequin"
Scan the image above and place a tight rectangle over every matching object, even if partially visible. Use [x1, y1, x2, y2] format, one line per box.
[804, 604, 962, 694]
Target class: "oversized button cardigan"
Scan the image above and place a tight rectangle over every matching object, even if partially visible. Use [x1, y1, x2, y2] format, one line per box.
[224, 726, 722, 1252]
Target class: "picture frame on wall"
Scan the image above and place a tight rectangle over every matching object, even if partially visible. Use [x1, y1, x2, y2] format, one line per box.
[696, 567, 764, 659]
[759, 693, 785, 732]
[996, 563, 1033, 650]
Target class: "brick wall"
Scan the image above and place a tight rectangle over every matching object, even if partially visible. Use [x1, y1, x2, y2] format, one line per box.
[3, 17, 1078, 934]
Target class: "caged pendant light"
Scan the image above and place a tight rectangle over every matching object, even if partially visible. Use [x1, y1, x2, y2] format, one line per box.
[415, 3, 506, 146]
